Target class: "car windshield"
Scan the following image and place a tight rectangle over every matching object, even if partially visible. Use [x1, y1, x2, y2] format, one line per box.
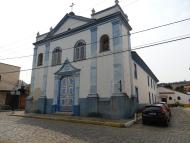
[144, 106, 161, 111]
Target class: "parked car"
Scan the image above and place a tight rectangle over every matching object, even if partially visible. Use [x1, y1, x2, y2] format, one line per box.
[159, 102, 171, 117]
[142, 104, 170, 126]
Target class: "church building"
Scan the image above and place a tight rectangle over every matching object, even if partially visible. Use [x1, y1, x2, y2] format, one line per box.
[26, 0, 159, 119]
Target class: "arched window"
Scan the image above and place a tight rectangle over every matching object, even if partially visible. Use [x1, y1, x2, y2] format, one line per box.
[52, 47, 62, 66]
[74, 40, 86, 61]
[100, 34, 109, 52]
[169, 97, 172, 100]
[37, 53, 43, 66]
[177, 96, 181, 100]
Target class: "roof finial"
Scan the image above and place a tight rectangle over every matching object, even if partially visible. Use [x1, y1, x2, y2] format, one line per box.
[37, 32, 40, 36]
[115, 0, 119, 5]
[70, 3, 75, 12]
[50, 27, 53, 31]
[92, 8, 95, 15]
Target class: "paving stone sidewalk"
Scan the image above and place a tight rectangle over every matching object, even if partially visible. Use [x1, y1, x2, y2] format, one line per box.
[11, 111, 133, 128]
[0, 107, 190, 143]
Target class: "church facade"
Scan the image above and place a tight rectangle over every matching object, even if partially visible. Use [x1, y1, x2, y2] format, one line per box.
[26, 1, 158, 119]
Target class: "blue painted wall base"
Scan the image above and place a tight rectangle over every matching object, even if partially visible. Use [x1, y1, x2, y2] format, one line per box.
[26, 94, 138, 119]
[37, 96, 47, 114]
[79, 94, 138, 119]
[25, 97, 33, 113]
[73, 105, 80, 116]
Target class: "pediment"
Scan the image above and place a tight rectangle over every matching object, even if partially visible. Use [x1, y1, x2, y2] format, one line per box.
[55, 59, 80, 75]
[49, 13, 91, 36]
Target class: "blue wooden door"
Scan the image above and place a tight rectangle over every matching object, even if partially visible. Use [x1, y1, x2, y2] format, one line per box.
[60, 76, 74, 112]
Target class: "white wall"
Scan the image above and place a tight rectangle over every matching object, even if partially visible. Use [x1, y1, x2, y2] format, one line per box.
[158, 87, 190, 104]
[54, 18, 87, 35]
[92, 5, 121, 19]
[96, 22, 113, 98]
[46, 29, 91, 99]
[133, 61, 157, 104]
[121, 24, 132, 97]
[33, 6, 134, 101]
[33, 45, 45, 100]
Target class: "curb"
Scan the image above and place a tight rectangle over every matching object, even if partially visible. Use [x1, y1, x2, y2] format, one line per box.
[124, 116, 142, 127]
[11, 114, 125, 128]
[11, 113, 141, 128]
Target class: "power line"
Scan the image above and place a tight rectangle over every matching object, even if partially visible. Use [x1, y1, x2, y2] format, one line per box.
[0, 32, 190, 61]
[0, 1, 189, 52]
[131, 17, 190, 35]
[0, 11, 189, 58]
[0, 34, 190, 75]
[0, 0, 123, 49]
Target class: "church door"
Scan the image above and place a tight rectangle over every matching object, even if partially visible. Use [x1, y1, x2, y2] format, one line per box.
[60, 76, 75, 112]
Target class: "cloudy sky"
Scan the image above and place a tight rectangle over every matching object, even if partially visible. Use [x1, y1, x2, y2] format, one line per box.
[0, 0, 190, 83]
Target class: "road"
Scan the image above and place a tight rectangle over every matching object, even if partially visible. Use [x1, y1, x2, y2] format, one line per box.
[0, 108, 190, 143]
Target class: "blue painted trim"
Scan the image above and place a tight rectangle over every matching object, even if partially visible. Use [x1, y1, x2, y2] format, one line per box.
[112, 20, 123, 93]
[55, 59, 80, 75]
[131, 51, 159, 82]
[30, 47, 37, 96]
[55, 59, 80, 112]
[72, 78, 76, 113]
[73, 105, 80, 116]
[112, 19, 121, 25]
[90, 27, 97, 94]
[90, 26, 97, 32]
[33, 47, 38, 68]
[34, 12, 132, 46]
[46, 14, 93, 38]
[91, 4, 127, 20]
[42, 42, 50, 97]
[57, 79, 61, 112]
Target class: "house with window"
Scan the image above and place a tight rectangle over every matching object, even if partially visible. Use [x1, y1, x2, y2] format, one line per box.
[0, 63, 20, 109]
[184, 82, 190, 95]
[157, 87, 190, 106]
[26, 1, 158, 119]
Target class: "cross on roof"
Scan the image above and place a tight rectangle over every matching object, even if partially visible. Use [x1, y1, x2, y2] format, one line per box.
[70, 3, 75, 12]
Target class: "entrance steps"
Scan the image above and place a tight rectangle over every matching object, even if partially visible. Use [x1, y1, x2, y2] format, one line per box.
[53, 112, 73, 116]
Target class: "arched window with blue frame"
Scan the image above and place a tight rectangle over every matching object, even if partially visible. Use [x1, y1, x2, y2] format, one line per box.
[52, 47, 62, 66]
[74, 40, 86, 61]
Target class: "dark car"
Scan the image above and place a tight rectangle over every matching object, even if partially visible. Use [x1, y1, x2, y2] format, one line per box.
[159, 102, 171, 117]
[142, 104, 170, 126]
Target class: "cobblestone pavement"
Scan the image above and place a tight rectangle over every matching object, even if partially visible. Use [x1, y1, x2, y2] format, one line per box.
[0, 107, 190, 143]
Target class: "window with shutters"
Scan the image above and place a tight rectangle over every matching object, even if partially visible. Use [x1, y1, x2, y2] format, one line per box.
[100, 35, 109, 52]
[74, 40, 86, 61]
[52, 47, 62, 66]
[37, 53, 43, 66]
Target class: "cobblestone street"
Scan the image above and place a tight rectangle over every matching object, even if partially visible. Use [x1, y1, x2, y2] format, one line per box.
[0, 108, 190, 143]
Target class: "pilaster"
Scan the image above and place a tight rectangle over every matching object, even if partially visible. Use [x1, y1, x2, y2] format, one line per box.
[29, 47, 37, 98]
[89, 27, 98, 96]
[112, 20, 124, 93]
[42, 42, 50, 97]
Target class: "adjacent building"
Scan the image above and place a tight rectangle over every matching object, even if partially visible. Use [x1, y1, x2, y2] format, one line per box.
[0, 63, 20, 108]
[184, 82, 190, 95]
[26, 1, 158, 119]
[157, 87, 190, 106]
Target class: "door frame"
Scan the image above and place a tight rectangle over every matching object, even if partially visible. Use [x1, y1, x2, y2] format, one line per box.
[59, 75, 75, 112]
[54, 59, 80, 113]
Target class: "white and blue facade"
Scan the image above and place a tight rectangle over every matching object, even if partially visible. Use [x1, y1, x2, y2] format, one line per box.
[26, 2, 159, 119]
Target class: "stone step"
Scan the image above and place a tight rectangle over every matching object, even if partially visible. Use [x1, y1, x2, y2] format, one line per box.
[54, 112, 73, 116]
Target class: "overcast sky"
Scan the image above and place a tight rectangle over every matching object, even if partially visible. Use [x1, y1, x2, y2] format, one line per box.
[0, 0, 190, 84]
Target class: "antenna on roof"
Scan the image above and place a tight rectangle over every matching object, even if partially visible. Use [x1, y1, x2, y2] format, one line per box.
[70, 3, 75, 12]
